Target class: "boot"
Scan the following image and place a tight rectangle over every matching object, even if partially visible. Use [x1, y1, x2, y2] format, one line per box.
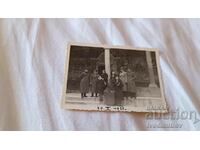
[81, 93, 84, 98]
[84, 93, 87, 97]
[91, 93, 94, 97]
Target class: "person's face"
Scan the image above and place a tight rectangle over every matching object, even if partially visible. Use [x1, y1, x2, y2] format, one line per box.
[115, 76, 119, 80]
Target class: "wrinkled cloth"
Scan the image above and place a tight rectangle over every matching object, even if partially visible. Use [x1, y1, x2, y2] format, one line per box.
[0, 18, 200, 130]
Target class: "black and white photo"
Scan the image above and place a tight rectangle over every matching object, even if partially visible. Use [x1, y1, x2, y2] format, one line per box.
[62, 43, 167, 112]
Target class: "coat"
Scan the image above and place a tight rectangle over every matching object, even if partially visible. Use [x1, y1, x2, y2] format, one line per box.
[127, 71, 136, 93]
[119, 71, 128, 91]
[101, 73, 108, 84]
[114, 79, 124, 105]
[104, 87, 115, 106]
[90, 72, 98, 93]
[80, 72, 90, 93]
[109, 77, 116, 90]
[104, 77, 116, 106]
[96, 79, 106, 94]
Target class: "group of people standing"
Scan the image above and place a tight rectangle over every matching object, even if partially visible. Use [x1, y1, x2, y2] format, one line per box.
[79, 69, 108, 100]
[108, 67, 137, 105]
[79, 67, 137, 106]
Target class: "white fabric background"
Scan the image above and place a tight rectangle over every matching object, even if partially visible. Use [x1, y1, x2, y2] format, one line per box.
[0, 18, 200, 130]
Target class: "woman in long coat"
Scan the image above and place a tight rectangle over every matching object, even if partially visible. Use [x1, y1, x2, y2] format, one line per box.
[90, 70, 98, 97]
[114, 75, 124, 106]
[127, 69, 137, 98]
[96, 75, 106, 101]
[104, 71, 116, 106]
[119, 68, 128, 99]
[80, 70, 90, 98]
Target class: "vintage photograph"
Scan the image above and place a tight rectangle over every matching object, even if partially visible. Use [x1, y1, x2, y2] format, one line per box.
[62, 43, 167, 112]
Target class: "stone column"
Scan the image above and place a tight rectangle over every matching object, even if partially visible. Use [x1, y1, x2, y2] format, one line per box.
[105, 48, 111, 79]
[146, 51, 157, 88]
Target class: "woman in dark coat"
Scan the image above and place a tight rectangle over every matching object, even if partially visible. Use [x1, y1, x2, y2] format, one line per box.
[119, 68, 128, 100]
[101, 69, 108, 86]
[80, 70, 90, 98]
[114, 75, 124, 106]
[90, 70, 98, 97]
[127, 68, 137, 98]
[104, 71, 116, 106]
[96, 75, 106, 101]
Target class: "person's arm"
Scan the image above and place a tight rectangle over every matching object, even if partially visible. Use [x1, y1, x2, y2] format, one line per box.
[125, 72, 128, 83]
[121, 80, 124, 88]
[132, 72, 136, 80]
[89, 74, 93, 85]
[79, 73, 84, 80]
